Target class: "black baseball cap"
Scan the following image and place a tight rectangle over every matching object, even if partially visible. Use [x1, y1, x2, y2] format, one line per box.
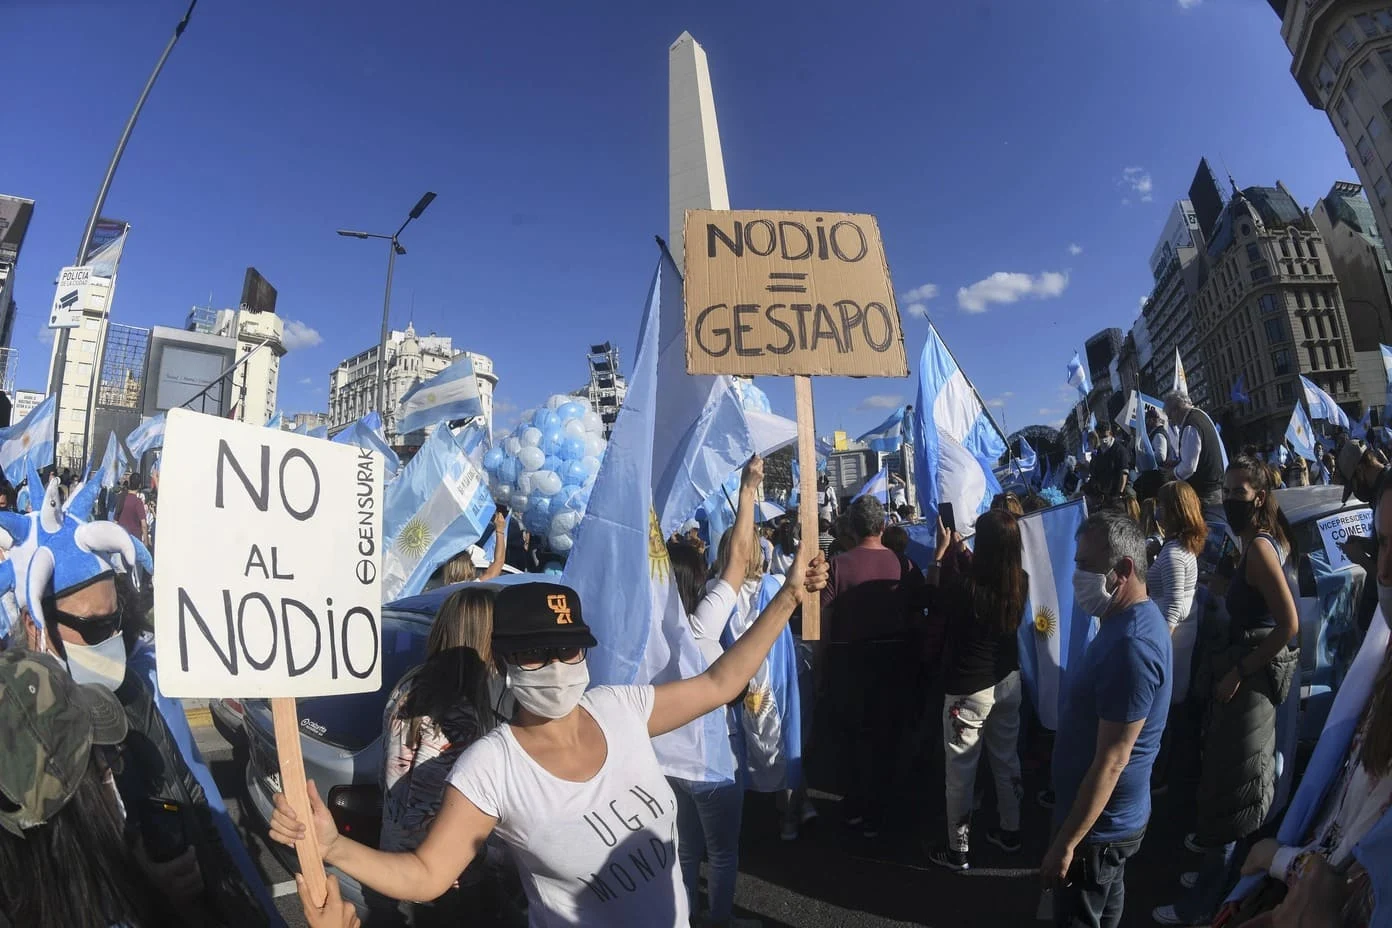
[491, 582, 598, 654]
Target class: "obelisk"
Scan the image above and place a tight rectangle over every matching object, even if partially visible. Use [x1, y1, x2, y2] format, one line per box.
[668, 32, 730, 261]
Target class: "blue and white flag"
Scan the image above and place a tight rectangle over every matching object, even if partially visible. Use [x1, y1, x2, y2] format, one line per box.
[856, 406, 906, 453]
[852, 466, 890, 504]
[1225, 614, 1391, 911]
[649, 247, 797, 538]
[264, 410, 283, 430]
[1231, 374, 1250, 405]
[1066, 351, 1091, 398]
[1360, 406, 1373, 438]
[563, 253, 733, 785]
[912, 324, 1007, 533]
[1114, 389, 1165, 429]
[98, 430, 131, 489]
[395, 354, 483, 437]
[721, 573, 802, 793]
[125, 413, 165, 460]
[1286, 404, 1318, 462]
[0, 394, 55, 485]
[332, 411, 400, 480]
[1017, 498, 1097, 730]
[1132, 393, 1158, 472]
[1382, 344, 1392, 414]
[815, 435, 836, 458]
[381, 424, 494, 602]
[1016, 437, 1038, 486]
[1299, 375, 1352, 429]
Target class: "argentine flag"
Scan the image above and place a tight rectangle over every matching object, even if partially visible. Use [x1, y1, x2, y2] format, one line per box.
[1066, 350, 1091, 397]
[1131, 394, 1158, 472]
[1298, 375, 1351, 429]
[564, 253, 733, 785]
[1017, 498, 1097, 730]
[0, 394, 55, 485]
[856, 406, 906, 453]
[1286, 404, 1317, 462]
[126, 413, 165, 460]
[912, 324, 1007, 533]
[264, 410, 283, 430]
[380, 423, 494, 602]
[1114, 389, 1165, 429]
[395, 353, 483, 436]
[852, 466, 890, 504]
[1015, 437, 1038, 485]
[332, 410, 401, 480]
[1173, 347, 1189, 398]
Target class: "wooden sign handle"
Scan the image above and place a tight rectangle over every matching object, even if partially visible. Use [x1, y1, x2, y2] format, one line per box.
[271, 696, 328, 907]
[795, 375, 821, 640]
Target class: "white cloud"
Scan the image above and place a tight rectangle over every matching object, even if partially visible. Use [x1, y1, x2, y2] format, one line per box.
[298, 376, 313, 385]
[35, 326, 54, 346]
[1178, 0, 1201, 8]
[1122, 166, 1154, 203]
[900, 282, 937, 319]
[1139, 295, 1149, 308]
[857, 393, 904, 411]
[988, 391, 1015, 409]
[956, 271, 1070, 313]
[282, 320, 322, 351]
[1038, 407, 1058, 416]
[1068, 243, 1084, 256]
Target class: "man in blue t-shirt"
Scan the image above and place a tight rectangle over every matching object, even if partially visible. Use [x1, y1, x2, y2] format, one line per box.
[1043, 511, 1172, 928]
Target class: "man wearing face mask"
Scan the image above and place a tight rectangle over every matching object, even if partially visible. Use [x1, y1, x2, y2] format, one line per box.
[1089, 422, 1131, 505]
[31, 568, 276, 926]
[1041, 512, 1172, 928]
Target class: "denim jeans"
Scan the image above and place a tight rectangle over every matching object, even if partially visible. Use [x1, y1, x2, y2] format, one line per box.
[1174, 839, 1242, 922]
[668, 774, 744, 922]
[1054, 830, 1146, 928]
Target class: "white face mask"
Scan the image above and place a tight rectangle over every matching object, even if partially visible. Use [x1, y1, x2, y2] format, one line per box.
[64, 633, 128, 691]
[507, 658, 589, 719]
[1378, 582, 1392, 633]
[1072, 569, 1115, 618]
[1101, 436, 1114, 449]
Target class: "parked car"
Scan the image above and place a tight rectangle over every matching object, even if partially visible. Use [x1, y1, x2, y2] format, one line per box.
[210, 696, 247, 746]
[240, 576, 538, 918]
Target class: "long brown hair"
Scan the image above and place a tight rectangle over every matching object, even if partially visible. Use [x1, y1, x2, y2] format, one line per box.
[968, 509, 1029, 637]
[1226, 455, 1294, 556]
[403, 586, 497, 749]
[1157, 481, 1207, 556]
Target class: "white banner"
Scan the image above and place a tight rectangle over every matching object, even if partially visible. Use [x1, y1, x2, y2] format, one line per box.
[153, 409, 384, 698]
[1316, 509, 1373, 571]
[49, 266, 91, 329]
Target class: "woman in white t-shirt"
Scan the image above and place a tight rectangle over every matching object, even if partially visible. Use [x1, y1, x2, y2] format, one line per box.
[270, 548, 827, 928]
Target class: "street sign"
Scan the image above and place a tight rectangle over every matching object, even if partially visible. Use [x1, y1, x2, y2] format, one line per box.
[49, 266, 91, 329]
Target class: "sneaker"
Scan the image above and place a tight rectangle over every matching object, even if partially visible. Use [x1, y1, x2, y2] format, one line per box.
[1179, 872, 1198, 890]
[801, 803, 818, 824]
[780, 820, 798, 842]
[985, 827, 1022, 854]
[1152, 904, 1210, 926]
[845, 814, 865, 828]
[928, 847, 970, 872]
[1183, 833, 1203, 853]
[1036, 789, 1056, 809]
[862, 821, 880, 839]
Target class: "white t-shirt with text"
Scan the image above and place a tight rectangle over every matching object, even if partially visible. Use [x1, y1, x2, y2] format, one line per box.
[447, 685, 687, 927]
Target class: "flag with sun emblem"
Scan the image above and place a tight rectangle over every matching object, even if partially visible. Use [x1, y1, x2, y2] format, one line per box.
[564, 252, 734, 785]
[380, 421, 494, 601]
[0, 394, 55, 485]
[1017, 497, 1097, 730]
[395, 354, 483, 437]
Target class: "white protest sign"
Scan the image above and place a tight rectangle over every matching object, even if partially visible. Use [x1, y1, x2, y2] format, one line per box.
[1316, 508, 1373, 571]
[153, 408, 384, 698]
[49, 266, 91, 329]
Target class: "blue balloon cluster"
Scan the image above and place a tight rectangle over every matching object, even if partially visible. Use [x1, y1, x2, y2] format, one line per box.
[483, 394, 607, 554]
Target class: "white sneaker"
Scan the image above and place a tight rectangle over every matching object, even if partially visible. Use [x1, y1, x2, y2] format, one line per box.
[1183, 833, 1203, 853]
[1179, 872, 1198, 890]
[1152, 904, 1209, 926]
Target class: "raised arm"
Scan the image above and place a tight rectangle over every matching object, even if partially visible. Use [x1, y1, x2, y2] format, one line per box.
[270, 779, 493, 904]
[649, 545, 827, 737]
[479, 511, 508, 581]
[718, 457, 763, 589]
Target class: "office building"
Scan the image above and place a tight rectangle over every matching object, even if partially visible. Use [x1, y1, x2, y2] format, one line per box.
[1273, 3, 1392, 255]
[89, 323, 150, 468]
[185, 304, 218, 334]
[327, 324, 497, 447]
[289, 411, 328, 433]
[1194, 178, 1358, 442]
[0, 197, 33, 350]
[1140, 200, 1210, 406]
[211, 308, 284, 426]
[1311, 180, 1392, 414]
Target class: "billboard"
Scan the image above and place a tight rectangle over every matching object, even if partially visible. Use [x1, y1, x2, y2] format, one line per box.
[239, 266, 277, 314]
[83, 218, 129, 279]
[0, 196, 34, 264]
[1149, 200, 1201, 280]
[144, 326, 237, 417]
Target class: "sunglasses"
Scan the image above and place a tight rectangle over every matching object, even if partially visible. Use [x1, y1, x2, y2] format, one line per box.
[45, 605, 123, 646]
[509, 646, 586, 671]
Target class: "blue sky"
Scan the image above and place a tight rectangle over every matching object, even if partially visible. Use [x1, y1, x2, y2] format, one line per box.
[6, 0, 1355, 440]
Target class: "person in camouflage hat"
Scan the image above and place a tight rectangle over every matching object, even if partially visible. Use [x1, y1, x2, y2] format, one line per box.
[0, 648, 127, 835]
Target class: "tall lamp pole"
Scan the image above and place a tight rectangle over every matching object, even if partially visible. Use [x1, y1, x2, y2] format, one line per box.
[337, 191, 436, 425]
[48, 0, 197, 469]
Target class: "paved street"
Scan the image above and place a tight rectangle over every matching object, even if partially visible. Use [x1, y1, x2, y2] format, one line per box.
[198, 712, 1199, 928]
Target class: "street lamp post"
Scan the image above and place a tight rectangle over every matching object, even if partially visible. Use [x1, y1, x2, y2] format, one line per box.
[337, 191, 436, 426]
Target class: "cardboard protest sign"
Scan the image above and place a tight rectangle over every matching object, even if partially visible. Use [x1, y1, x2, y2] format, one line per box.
[683, 209, 907, 377]
[1316, 509, 1373, 571]
[153, 408, 384, 698]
